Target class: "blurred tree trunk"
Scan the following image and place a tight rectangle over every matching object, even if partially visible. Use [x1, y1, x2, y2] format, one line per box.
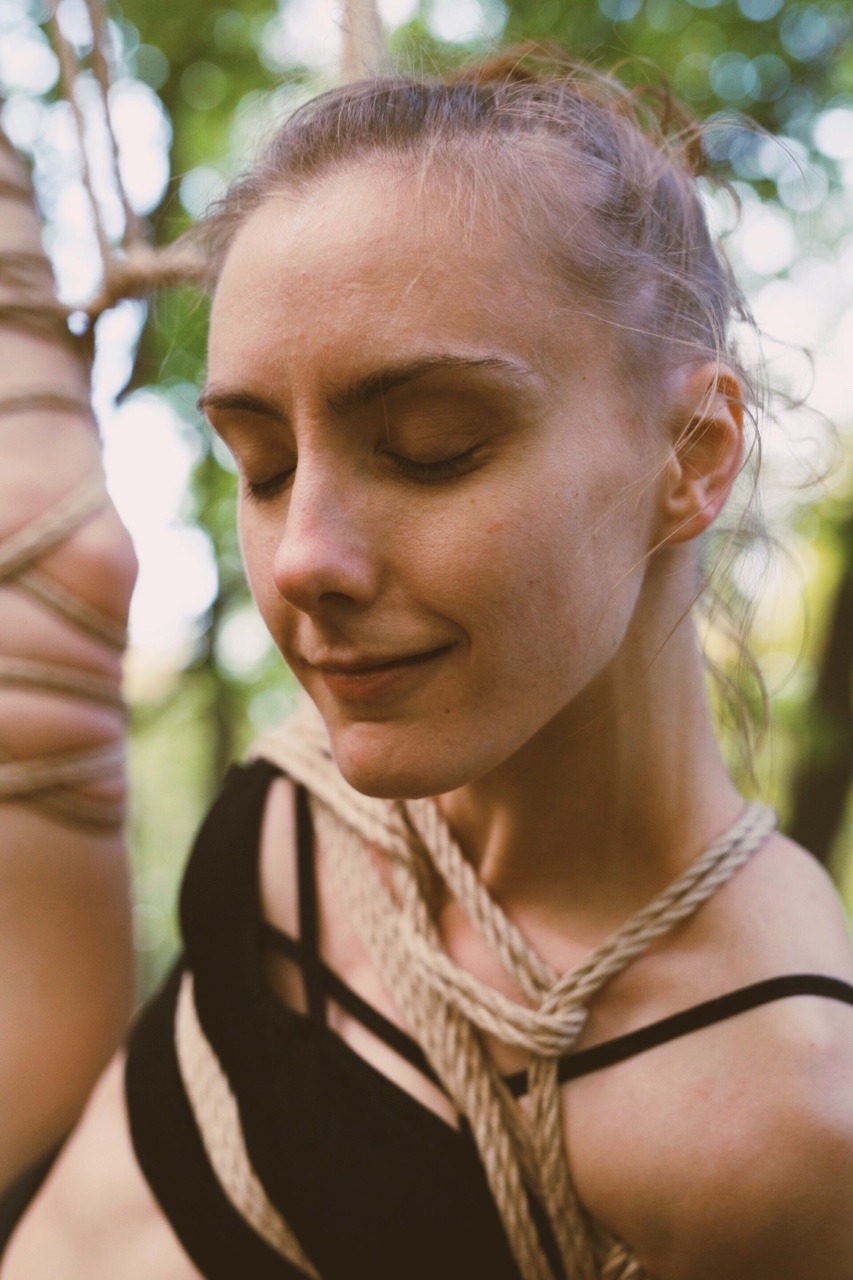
[340, 0, 384, 81]
[788, 508, 853, 868]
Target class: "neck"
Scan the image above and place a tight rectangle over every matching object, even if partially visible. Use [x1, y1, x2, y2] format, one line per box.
[436, 613, 742, 937]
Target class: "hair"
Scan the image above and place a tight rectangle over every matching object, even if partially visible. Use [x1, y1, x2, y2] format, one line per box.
[195, 44, 770, 766]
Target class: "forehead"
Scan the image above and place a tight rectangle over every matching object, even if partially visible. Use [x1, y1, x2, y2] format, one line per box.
[208, 162, 612, 394]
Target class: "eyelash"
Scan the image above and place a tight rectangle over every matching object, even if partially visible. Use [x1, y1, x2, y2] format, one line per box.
[243, 472, 292, 504]
[385, 446, 481, 484]
[242, 446, 481, 503]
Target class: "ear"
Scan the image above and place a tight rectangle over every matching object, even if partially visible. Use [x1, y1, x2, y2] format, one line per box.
[657, 363, 744, 547]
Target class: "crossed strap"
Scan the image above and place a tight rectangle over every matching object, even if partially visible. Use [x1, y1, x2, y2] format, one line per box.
[173, 708, 776, 1280]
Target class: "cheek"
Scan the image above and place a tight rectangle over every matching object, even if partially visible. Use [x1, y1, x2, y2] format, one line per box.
[237, 513, 283, 630]
[461, 480, 644, 671]
[426, 493, 584, 660]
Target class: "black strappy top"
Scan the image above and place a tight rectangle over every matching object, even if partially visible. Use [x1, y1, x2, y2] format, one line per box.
[2, 759, 852, 1276]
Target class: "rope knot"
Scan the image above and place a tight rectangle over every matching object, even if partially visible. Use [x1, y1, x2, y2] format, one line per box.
[249, 717, 779, 1280]
[536, 997, 589, 1055]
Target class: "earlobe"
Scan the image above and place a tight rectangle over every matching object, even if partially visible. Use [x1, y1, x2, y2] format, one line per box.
[658, 364, 744, 548]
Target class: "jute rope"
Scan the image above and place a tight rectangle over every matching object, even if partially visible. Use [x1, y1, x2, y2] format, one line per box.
[174, 706, 777, 1280]
[0, 0, 383, 828]
[0, 0, 200, 827]
[0, 126, 128, 828]
[174, 972, 322, 1278]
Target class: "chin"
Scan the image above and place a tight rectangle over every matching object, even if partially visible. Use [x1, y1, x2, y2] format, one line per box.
[327, 719, 471, 801]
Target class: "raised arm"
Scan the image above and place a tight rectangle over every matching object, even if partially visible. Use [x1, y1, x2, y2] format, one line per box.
[0, 119, 137, 1192]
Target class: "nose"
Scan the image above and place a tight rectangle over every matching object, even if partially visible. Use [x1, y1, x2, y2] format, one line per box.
[270, 457, 380, 613]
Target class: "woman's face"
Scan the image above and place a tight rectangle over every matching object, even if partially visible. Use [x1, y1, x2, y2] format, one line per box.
[204, 162, 668, 798]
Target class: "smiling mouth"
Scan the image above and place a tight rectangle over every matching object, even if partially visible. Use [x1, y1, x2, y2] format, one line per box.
[311, 644, 455, 700]
[316, 645, 454, 675]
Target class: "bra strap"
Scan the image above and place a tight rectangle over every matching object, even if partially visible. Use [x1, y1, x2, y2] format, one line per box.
[296, 784, 327, 1026]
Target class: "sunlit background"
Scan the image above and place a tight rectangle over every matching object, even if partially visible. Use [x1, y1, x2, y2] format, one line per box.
[2, 0, 851, 992]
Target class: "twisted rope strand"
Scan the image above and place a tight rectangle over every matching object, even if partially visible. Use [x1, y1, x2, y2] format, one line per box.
[16, 568, 127, 649]
[246, 715, 776, 1279]
[405, 797, 556, 999]
[175, 974, 321, 1279]
[312, 800, 555, 1280]
[0, 741, 125, 798]
[0, 390, 95, 419]
[0, 656, 125, 707]
[46, 0, 112, 273]
[82, 0, 144, 250]
[0, 473, 107, 583]
[0, 136, 129, 827]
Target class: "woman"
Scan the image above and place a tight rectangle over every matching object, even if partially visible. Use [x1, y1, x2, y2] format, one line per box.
[2, 49, 852, 1280]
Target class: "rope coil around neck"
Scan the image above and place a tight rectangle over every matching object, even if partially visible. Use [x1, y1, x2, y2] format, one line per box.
[174, 708, 776, 1280]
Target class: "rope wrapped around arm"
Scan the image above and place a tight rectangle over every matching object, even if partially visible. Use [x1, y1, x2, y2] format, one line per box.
[0, 121, 132, 829]
[0, 103, 139, 1190]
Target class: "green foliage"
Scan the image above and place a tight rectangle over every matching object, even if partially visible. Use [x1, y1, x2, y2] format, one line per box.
[3, 0, 850, 983]
[113, 0, 853, 973]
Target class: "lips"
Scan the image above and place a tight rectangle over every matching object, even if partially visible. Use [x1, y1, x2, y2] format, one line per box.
[308, 643, 455, 701]
[313, 646, 452, 674]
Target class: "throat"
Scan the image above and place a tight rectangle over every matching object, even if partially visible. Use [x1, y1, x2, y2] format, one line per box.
[433, 694, 742, 937]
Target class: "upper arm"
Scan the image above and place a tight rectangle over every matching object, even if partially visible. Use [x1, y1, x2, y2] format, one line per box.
[0, 1054, 202, 1280]
[0, 133, 138, 1191]
[0, 426, 137, 1190]
[0, 810, 133, 1192]
[665, 1099, 853, 1280]
[645, 1008, 853, 1280]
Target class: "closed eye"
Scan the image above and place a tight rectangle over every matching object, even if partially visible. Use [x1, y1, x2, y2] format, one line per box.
[384, 445, 482, 484]
[243, 470, 294, 504]
[242, 444, 482, 502]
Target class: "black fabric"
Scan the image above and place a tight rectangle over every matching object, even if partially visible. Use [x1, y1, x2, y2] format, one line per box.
[252, 777, 853, 1100]
[129, 760, 530, 1280]
[3, 758, 853, 1276]
[126, 964, 306, 1279]
[296, 784, 326, 1026]
[122, 760, 853, 1279]
[552, 973, 853, 1087]
[260, 921, 853, 1101]
[259, 921, 442, 1087]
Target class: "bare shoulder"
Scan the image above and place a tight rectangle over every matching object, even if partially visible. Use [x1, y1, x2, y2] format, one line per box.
[0, 1054, 201, 1280]
[649, 1025, 853, 1280]
[735, 830, 853, 966]
[582, 968, 853, 1279]
[672, 831, 853, 1278]
[578, 830, 853, 1279]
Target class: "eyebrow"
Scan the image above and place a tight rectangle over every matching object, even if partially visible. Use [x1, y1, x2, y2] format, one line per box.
[196, 353, 535, 421]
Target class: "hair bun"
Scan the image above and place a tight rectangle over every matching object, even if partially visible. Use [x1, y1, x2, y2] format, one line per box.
[449, 43, 711, 179]
[447, 41, 587, 88]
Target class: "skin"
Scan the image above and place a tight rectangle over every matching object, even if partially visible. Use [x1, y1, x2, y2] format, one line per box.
[0, 141, 135, 1193]
[4, 159, 852, 1280]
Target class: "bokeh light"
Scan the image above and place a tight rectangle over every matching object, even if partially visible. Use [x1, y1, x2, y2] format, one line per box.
[736, 0, 784, 20]
[779, 5, 837, 62]
[100, 392, 219, 652]
[597, 0, 643, 23]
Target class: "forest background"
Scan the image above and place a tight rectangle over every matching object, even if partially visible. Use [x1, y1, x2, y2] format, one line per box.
[1, 0, 851, 998]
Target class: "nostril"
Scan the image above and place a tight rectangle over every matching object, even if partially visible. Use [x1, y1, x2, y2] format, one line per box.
[270, 513, 379, 613]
